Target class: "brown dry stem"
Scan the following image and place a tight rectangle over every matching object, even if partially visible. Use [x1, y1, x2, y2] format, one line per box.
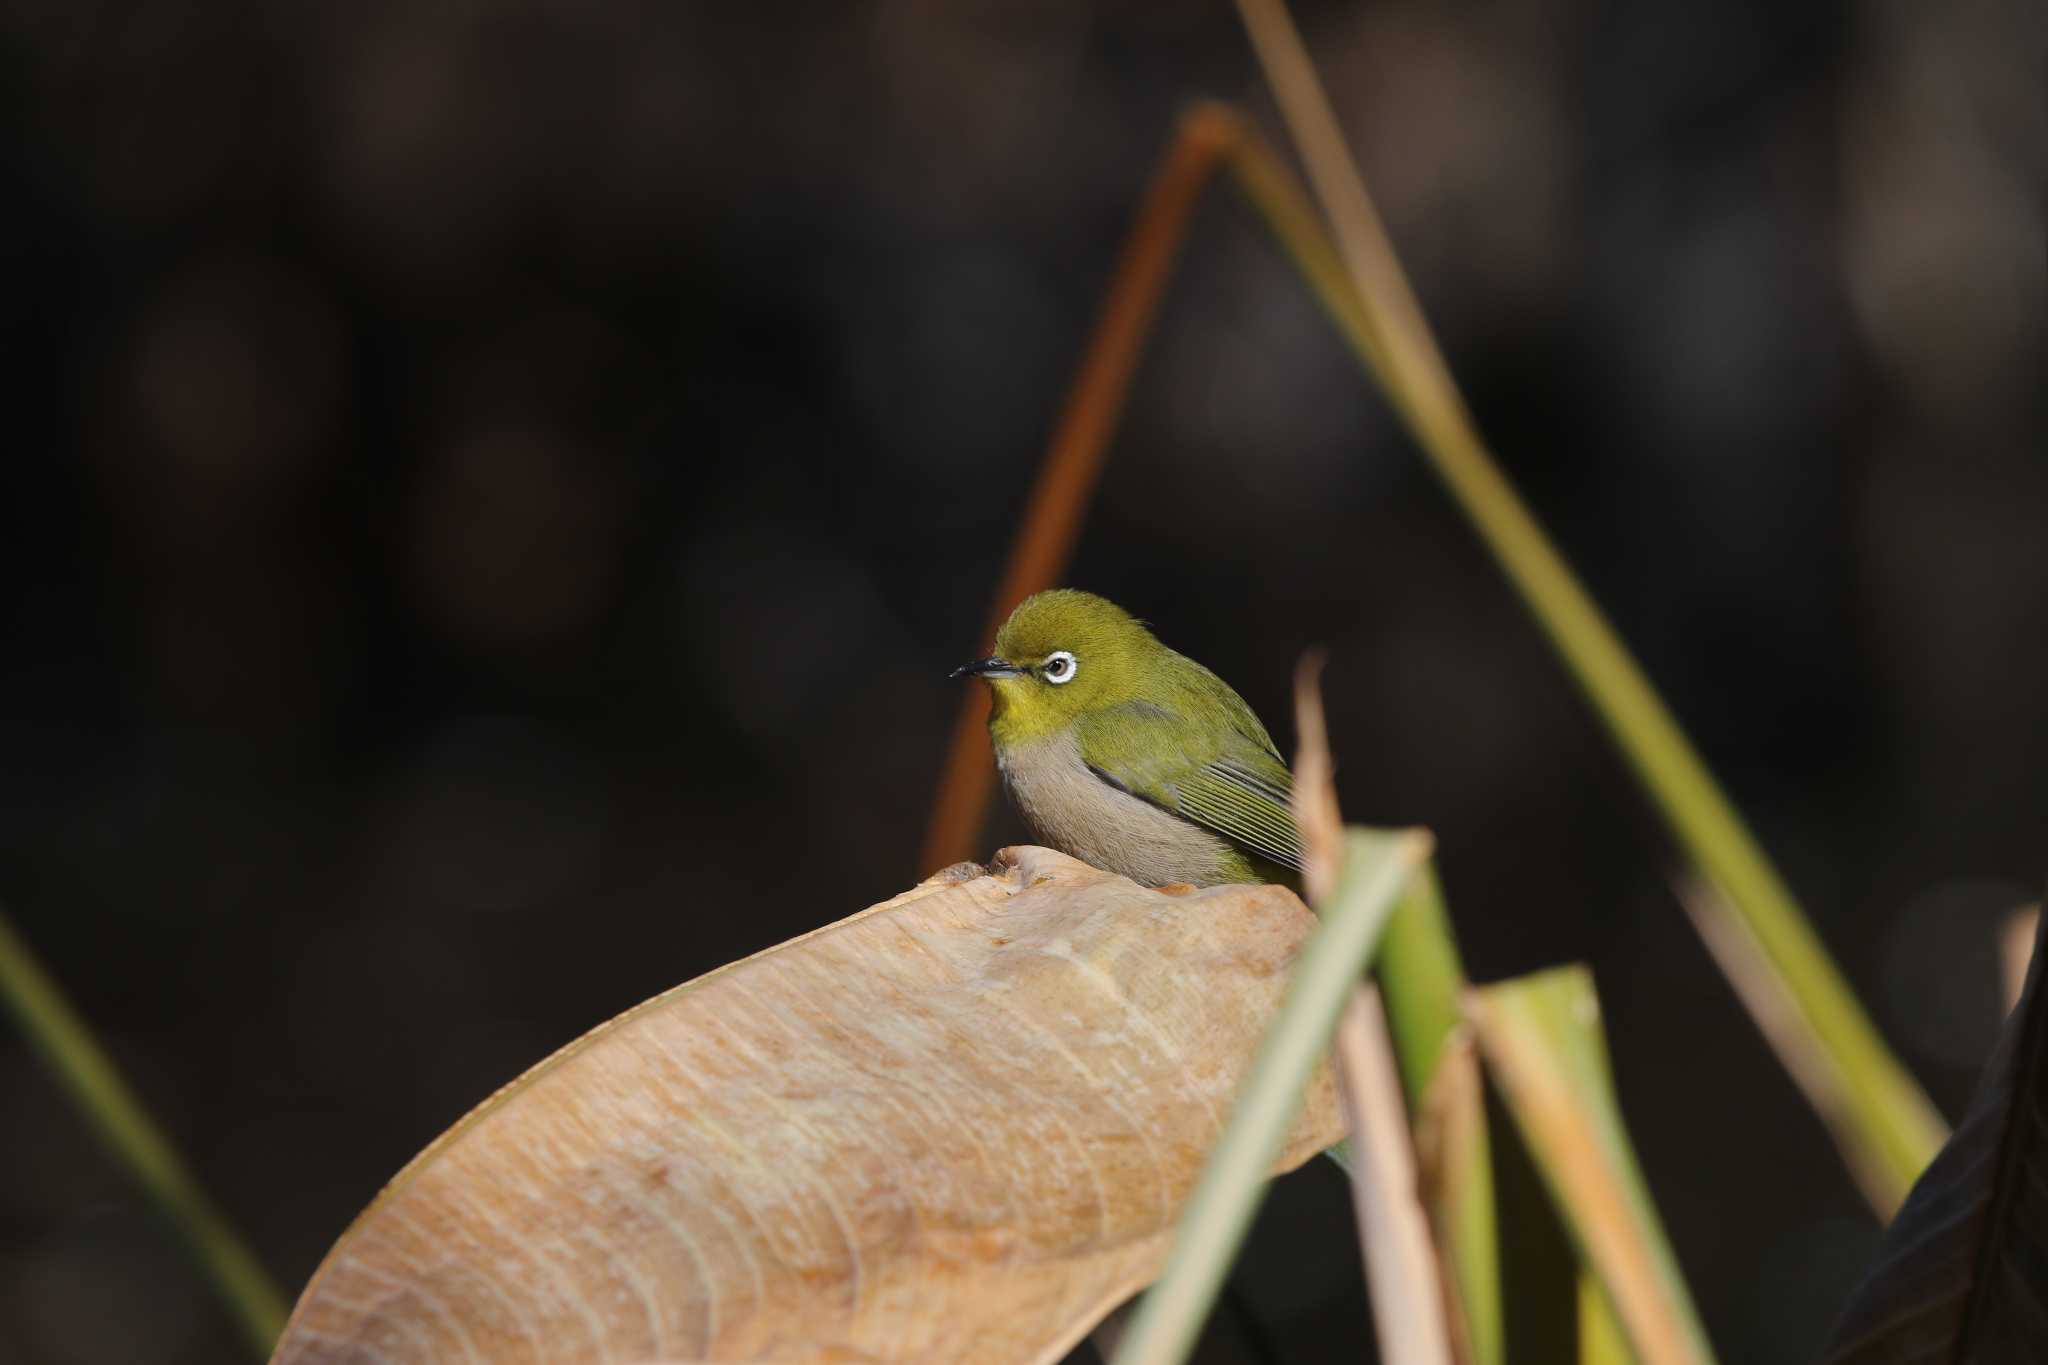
[918, 105, 1237, 875]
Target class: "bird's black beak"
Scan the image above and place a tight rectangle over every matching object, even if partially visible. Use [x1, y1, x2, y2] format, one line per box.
[950, 656, 1024, 680]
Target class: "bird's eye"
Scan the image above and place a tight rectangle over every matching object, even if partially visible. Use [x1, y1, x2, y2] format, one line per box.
[1042, 650, 1078, 684]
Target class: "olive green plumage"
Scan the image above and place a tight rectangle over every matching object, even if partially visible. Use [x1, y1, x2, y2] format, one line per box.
[952, 589, 1301, 887]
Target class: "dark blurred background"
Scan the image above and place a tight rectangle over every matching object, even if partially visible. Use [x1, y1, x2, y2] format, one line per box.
[1, 0, 2041, 1360]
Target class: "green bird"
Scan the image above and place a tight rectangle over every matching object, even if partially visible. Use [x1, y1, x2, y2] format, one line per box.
[951, 588, 1302, 888]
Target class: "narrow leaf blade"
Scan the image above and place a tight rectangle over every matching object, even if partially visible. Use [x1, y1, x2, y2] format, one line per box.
[1110, 826, 1429, 1365]
[1469, 967, 1714, 1365]
[1580, 1272, 1635, 1365]
[1383, 869, 1504, 1365]
[1292, 660, 1459, 1365]
[1226, 0, 1946, 1209]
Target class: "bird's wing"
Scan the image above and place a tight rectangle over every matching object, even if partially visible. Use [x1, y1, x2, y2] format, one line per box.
[1077, 701, 1304, 873]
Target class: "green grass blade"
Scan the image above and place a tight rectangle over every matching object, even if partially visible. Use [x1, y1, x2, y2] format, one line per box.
[1110, 827, 1428, 1365]
[1377, 868, 1467, 1100]
[1377, 866, 1504, 1365]
[1470, 966, 1714, 1365]
[1580, 1272, 1636, 1365]
[1218, 0, 1947, 1211]
[0, 908, 287, 1356]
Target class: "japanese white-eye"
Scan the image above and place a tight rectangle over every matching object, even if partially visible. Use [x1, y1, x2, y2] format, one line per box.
[952, 588, 1301, 888]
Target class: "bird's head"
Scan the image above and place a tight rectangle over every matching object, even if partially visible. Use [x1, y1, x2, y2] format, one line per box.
[951, 589, 1161, 743]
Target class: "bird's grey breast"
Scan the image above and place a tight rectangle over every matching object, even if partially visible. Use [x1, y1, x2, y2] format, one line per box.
[995, 728, 1233, 886]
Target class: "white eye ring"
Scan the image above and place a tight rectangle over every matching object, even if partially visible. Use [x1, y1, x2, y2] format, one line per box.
[1041, 650, 1078, 684]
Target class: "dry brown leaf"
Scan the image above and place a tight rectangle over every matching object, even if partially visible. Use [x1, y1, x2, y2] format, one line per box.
[1822, 905, 2048, 1362]
[272, 846, 1343, 1365]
